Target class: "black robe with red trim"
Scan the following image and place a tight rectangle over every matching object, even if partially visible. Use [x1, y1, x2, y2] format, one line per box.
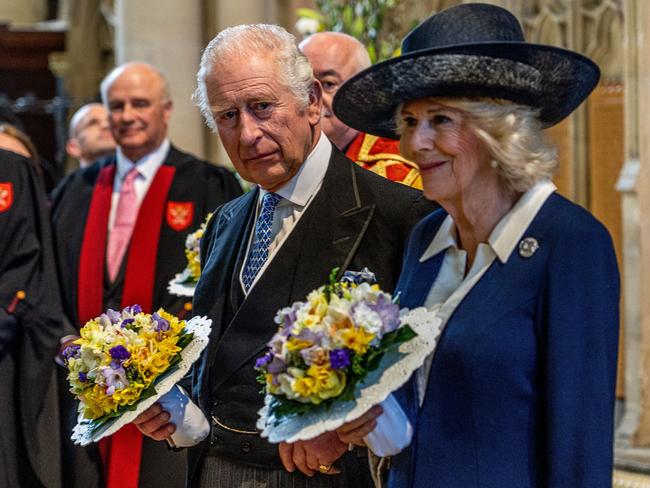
[51, 145, 242, 488]
[0, 149, 66, 488]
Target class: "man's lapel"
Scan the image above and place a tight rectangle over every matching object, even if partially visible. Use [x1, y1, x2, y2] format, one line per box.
[197, 190, 257, 341]
[210, 150, 376, 391]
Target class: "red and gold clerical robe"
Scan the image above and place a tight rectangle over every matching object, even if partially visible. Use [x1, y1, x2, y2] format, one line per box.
[345, 132, 422, 189]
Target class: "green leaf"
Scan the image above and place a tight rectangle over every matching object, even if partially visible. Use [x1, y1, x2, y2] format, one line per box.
[176, 332, 194, 349]
[341, 5, 354, 30]
[296, 8, 325, 21]
[351, 17, 365, 38]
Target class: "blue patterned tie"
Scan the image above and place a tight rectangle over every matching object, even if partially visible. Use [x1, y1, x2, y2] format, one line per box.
[242, 192, 282, 291]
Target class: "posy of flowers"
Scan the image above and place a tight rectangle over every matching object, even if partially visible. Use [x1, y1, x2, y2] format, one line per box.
[255, 268, 416, 420]
[63, 305, 193, 422]
[182, 212, 212, 284]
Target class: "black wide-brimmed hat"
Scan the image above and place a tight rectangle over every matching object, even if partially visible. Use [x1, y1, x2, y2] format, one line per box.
[333, 3, 600, 140]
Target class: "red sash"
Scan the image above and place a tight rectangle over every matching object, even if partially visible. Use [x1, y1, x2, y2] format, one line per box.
[77, 163, 176, 488]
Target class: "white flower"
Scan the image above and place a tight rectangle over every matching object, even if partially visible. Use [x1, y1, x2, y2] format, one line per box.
[350, 282, 377, 302]
[352, 302, 383, 335]
[277, 373, 299, 399]
[295, 17, 320, 36]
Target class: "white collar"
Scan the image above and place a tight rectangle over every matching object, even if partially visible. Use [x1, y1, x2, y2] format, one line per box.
[258, 134, 332, 206]
[115, 138, 171, 182]
[420, 179, 556, 263]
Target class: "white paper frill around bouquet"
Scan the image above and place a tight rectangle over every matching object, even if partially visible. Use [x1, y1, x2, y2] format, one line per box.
[256, 307, 442, 446]
[167, 268, 196, 297]
[71, 315, 212, 446]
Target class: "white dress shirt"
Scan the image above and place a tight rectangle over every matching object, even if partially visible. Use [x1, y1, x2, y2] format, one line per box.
[416, 179, 556, 403]
[168, 135, 332, 446]
[239, 134, 332, 292]
[108, 138, 171, 230]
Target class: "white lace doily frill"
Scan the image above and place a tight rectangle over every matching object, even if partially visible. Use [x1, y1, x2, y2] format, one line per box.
[256, 307, 442, 443]
[167, 269, 196, 297]
[71, 315, 212, 446]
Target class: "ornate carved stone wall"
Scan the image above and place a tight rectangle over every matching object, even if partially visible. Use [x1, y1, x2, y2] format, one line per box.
[512, 0, 626, 403]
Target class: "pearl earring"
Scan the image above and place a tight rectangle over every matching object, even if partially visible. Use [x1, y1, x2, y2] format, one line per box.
[490, 159, 499, 168]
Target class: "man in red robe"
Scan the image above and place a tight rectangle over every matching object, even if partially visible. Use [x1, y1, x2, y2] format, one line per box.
[300, 32, 422, 189]
[51, 62, 242, 488]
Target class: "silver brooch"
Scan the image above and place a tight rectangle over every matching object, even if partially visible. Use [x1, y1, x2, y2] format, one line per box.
[518, 237, 539, 258]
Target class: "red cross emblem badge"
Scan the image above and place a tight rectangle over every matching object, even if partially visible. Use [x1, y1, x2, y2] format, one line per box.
[166, 201, 194, 231]
[0, 182, 13, 213]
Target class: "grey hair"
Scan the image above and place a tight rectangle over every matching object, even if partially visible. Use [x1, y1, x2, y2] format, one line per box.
[193, 24, 314, 132]
[100, 62, 171, 105]
[396, 97, 558, 193]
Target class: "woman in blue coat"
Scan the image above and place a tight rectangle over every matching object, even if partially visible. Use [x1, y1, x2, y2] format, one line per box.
[332, 3, 620, 487]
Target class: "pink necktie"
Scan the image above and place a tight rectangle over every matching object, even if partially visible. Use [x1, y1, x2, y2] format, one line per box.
[106, 167, 139, 281]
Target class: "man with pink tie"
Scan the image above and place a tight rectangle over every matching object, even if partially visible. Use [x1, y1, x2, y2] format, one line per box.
[51, 62, 241, 488]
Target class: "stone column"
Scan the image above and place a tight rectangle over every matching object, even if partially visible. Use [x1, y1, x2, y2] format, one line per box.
[114, 0, 205, 158]
[201, 0, 282, 168]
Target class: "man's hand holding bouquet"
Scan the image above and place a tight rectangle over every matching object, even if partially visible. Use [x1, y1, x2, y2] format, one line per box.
[64, 304, 211, 447]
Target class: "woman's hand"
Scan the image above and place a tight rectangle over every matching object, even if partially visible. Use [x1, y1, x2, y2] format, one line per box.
[133, 402, 176, 441]
[336, 405, 383, 446]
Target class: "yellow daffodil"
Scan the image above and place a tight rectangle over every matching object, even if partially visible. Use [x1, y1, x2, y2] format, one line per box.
[338, 327, 375, 355]
[307, 364, 347, 401]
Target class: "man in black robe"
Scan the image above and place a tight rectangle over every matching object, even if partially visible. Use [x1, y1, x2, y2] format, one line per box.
[51, 62, 242, 488]
[0, 148, 67, 488]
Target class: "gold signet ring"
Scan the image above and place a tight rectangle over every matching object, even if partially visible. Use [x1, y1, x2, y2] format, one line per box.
[318, 464, 333, 474]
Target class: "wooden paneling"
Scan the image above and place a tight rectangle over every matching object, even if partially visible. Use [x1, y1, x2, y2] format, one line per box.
[589, 84, 624, 259]
[588, 83, 625, 398]
[546, 117, 574, 199]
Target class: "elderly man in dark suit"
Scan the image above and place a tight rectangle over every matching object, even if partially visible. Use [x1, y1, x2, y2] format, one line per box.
[52, 62, 242, 488]
[134, 24, 434, 487]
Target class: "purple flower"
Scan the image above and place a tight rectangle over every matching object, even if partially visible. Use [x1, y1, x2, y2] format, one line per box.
[106, 308, 122, 324]
[125, 304, 142, 315]
[330, 348, 352, 369]
[255, 352, 273, 370]
[62, 344, 80, 361]
[152, 312, 170, 332]
[101, 366, 128, 395]
[121, 318, 135, 328]
[370, 295, 400, 333]
[274, 305, 299, 328]
[267, 356, 287, 375]
[78, 372, 88, 382]
[295, 328, 322, 344]
[109, 345, 130, 361]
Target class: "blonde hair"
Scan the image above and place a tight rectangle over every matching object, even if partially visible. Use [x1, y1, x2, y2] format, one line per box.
[0, 123, 38, 160]
[397, 97, 558, 193]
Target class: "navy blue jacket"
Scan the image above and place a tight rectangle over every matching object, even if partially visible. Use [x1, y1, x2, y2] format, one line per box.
[388, 192, 619, 488]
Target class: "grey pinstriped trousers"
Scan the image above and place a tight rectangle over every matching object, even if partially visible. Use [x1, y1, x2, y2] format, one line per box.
[198, 452, 373, 488]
